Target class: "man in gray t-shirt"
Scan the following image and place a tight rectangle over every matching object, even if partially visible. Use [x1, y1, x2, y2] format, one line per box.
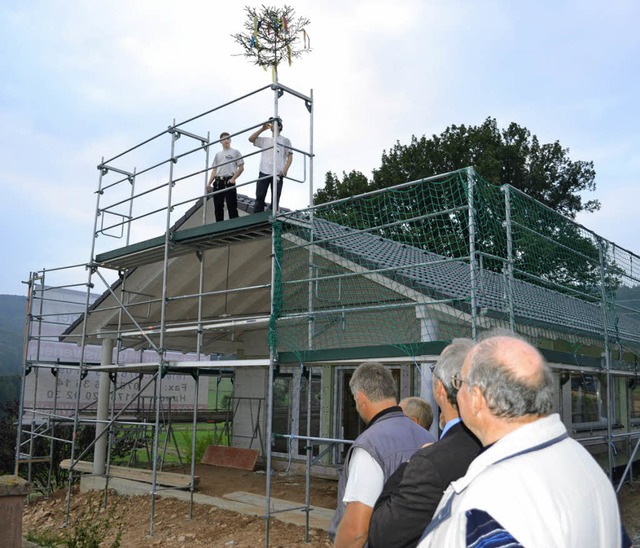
[206, 132, 244, 222]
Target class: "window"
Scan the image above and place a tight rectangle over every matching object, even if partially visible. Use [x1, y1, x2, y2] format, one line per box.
[629, 381, 640, 422]
[571, 373, 607, 425]
[271, 369, 321, 457]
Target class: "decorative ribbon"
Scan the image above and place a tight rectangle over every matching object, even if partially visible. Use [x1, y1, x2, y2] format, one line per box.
[287, 44, 292, 66]
[251, 16, 258, 48]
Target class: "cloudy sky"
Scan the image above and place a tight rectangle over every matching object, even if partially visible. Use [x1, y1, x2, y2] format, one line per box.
[1, 0, 638, 295]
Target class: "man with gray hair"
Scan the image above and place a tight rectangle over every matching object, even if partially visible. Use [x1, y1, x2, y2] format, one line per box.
[419, 334, 624, 547]
[329, 362, 434, 547]
[368, 339, 482, 548]
[400, 396, 434, 430]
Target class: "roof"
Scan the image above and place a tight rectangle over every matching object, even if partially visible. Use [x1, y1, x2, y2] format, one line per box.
[301, 213, 640, 348]
[63, 193, 640, 360]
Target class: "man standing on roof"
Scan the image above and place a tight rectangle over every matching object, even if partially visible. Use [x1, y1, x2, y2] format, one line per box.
[328, 361, 435, 547]
[206, 132, 244, 222]
[368, 339, 482, 548]
[248, 117, 293, 213]
[418, 334, 626, 547]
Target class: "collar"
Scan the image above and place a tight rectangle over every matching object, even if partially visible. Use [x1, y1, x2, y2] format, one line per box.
[423, 415, 568, 540]
[450, 414, 567, 495]
[367, 405, 402, 429]
[440, 417, 462, 439]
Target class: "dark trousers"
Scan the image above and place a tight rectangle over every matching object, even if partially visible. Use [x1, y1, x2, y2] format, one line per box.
[254, 172, 283, 213]
[212, 177, 238, 222]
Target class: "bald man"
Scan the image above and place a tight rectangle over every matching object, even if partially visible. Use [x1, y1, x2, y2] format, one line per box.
[419, 334, 625, 547]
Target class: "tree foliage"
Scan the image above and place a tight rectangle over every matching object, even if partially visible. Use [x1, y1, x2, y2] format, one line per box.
[313, 118, 612, 298]
[317, 117, 599, 219]
[314, 170, 370, 204]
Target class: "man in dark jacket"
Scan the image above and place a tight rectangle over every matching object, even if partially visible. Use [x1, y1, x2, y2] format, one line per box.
[367, 339, 482, 548]
[329, 362, 434, 547]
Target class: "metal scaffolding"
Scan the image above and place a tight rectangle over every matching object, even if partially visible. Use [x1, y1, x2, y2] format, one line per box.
[16, 83, 318, 544]
[15, 83, 640, 547]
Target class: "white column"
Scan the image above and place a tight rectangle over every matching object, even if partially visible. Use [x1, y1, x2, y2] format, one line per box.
[93, 337, 113, 475]
[416, 305, 439, 439]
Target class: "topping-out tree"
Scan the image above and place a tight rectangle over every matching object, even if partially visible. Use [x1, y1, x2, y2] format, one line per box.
[232, 5, 311, 82]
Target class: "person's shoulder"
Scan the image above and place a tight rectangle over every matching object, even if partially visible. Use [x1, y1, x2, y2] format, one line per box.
[414, 425, 480, 461]
[351, 446, 382, 471]
[441, 423, 481, 449]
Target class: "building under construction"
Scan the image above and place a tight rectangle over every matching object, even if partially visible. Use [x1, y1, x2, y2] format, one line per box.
[15, 83, 640, 543]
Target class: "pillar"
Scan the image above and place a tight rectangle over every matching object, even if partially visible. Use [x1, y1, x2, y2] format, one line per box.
[0, 476, 30, 547]
[93, 337, 113, 475]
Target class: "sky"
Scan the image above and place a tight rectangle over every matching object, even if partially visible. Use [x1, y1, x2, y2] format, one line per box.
[1, 0, 639, 296]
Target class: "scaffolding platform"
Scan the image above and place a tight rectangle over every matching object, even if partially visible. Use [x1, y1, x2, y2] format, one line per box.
[95, 210, 272, 270]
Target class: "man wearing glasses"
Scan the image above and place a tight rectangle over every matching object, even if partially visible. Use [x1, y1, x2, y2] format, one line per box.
[368, 339, 482, 548]
[419, 334, 625, 547]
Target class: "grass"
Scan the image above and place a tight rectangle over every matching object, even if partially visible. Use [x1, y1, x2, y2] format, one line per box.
[116, 423, 230, 467]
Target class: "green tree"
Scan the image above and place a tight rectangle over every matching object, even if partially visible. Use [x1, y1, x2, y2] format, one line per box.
[0, 295, 27, 379]
[369, 117, 599, 218]
[314, 170, 370, 204]
[0, 401, 18, 474]
[314, 118, 610, 297]
[317, 118, 599, 218]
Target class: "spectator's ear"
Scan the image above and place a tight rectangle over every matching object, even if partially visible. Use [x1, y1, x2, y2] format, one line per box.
[433, 377, 446, 402]
[469, 386, 485, 417]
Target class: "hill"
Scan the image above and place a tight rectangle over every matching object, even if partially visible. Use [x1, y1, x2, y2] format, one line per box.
[0, 294, 27, 404]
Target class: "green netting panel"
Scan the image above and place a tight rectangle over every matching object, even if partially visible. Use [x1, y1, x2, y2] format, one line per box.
[604, 242, 640, 369]
[498, 184, 640, 368]
[272, 171, 475, 362]
[270, 168, 640, 370]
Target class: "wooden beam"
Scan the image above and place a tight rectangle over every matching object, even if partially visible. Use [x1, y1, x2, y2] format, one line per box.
[59, 460, 198, 489]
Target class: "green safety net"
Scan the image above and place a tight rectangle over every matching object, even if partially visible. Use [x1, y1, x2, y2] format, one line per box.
[270, 169, 640, 370]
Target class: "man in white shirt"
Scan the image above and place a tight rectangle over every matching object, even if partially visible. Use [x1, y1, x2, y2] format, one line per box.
[418, 334, 625, 547]
[248, 117, 293, 213]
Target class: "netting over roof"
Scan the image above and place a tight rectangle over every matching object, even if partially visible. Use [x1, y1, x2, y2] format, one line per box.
[271, 169, 640, 369]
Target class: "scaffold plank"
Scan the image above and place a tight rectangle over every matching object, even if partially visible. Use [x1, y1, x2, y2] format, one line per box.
[59, 459, 198, 489]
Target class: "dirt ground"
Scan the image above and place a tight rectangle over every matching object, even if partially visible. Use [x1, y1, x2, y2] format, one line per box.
[22, 463, 337, 547]
[22, 463, 640, 547]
